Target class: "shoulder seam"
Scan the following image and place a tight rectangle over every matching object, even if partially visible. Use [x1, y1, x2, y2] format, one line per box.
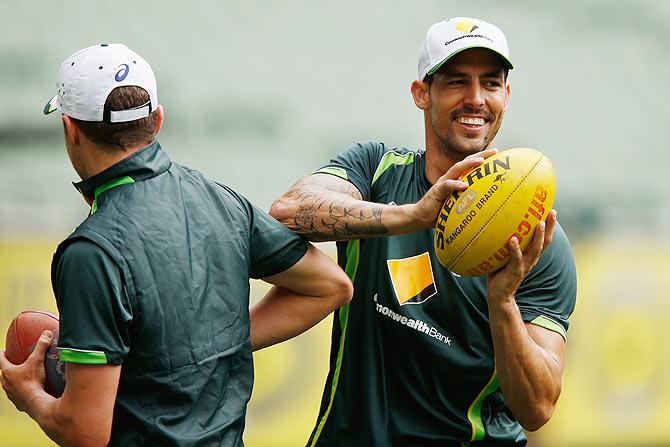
[371, 149, 416, 186]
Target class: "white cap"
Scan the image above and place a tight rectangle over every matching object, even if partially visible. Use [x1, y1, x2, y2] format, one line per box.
[44, 43, 158, 123]
[418, 17, 513, 81]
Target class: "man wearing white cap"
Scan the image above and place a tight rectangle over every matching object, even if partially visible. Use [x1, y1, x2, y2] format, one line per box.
[0, 43, 353, 446]
[271, 17, 576, 446]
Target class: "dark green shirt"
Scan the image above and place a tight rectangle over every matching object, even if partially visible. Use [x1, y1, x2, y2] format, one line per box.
[51, 141, 308, 446]
[307, 141, 577, 447]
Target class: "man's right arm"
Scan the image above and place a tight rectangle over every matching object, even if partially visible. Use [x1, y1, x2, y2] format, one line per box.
[0, 331, 120, 447]
[270, 174, 398, 241]
[269, 153, 491, 242]
[250, 244, 353, 351]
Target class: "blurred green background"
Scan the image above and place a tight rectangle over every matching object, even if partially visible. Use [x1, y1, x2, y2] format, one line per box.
[1, 0, 669, 445]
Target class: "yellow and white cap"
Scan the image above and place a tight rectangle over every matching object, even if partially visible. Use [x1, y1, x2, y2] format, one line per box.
[418, 17, 513, 81]
[43, 43, 158, 123]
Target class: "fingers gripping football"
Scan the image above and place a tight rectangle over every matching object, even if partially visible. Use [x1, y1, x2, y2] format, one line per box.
[487, 210, 557, 302]
[0, 330, 53, 413]
[412, 148, 497, 228]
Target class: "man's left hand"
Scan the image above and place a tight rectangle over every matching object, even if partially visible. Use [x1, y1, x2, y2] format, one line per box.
[487, 210, 557, 305]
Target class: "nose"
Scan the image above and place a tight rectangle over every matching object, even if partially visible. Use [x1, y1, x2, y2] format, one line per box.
[463, 83, 484, 108]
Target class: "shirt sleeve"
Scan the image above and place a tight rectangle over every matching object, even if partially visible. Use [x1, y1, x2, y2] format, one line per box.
[247, 203, 309, 278]
[55, 240, 132, 365]
[213, 184, 307, 279]
[312, 140, 386, 201]
[515, 223, 577, 341]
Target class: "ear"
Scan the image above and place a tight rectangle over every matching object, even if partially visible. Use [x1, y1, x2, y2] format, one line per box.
[504, 81, 511, 109]
[62, 115, 80, 146]
[411, 80, 430, 111]
[155, 105, 164, 134]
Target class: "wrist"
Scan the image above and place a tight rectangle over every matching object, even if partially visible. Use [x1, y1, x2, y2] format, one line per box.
[487, 292, 517, 313]
[384, 204, 418, 235]
[26, 389, 56, 421]
[392, 204, 428, 234]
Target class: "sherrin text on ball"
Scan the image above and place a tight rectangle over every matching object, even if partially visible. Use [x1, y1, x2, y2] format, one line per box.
[434, 148, 556, 276]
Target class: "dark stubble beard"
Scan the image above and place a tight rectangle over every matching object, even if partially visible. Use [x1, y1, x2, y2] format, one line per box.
[430, 105, 504, 161]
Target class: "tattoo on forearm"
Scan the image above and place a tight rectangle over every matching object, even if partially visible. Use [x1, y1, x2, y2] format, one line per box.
[288, 185, 388, 240]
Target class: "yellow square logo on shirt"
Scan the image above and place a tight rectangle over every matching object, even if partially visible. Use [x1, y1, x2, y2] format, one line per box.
[387, 252, 437, 305]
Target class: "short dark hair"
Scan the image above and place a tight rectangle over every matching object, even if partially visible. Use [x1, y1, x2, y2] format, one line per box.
[71, 86, 158, 151]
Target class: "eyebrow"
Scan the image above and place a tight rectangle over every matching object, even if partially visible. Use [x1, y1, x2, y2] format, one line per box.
[441, 70, 505, 78]
[441, 71, 468, 78]
[482, 70, 505, 78]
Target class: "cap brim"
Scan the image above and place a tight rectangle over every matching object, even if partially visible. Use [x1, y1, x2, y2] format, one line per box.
[426, 45, 514, 79]
[43, 95, 59, 115]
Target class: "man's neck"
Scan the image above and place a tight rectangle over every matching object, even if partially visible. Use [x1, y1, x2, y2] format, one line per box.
[422, 123, 462, 184]
[78, 141, 149, 181]
[424, 147, 461, 185]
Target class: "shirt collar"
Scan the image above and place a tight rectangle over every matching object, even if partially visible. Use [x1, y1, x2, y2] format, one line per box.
[73, 139, 170, 199]
[418, 149, 432, 192]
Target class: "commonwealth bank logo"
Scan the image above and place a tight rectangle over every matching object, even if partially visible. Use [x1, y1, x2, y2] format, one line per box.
[387, 252, 437, 305]
[455, 20, 479, 33]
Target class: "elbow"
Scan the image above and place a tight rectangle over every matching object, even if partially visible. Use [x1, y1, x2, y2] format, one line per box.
[338, 274, 354, 306]
[269, 196, 296, 227]
[518, 409, 552, 432]
[328, 269, 354, 308]
[516, 398, 558, 432]
[508, 374, 562, 432]
[58, 412, 111, 447]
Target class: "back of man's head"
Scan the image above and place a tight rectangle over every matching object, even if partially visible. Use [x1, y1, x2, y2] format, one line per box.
[72, 86, 158, 150]
[44, 43, 159, 151]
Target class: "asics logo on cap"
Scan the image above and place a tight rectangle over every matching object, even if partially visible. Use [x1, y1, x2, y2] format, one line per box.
[115, 64, 130, 82]
[455, 20, 479, 33]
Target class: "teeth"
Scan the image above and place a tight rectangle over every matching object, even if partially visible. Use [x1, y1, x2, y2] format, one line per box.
[458, 117, 485, 125]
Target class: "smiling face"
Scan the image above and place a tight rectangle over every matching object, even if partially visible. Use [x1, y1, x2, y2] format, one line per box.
[423, 48, 510, 160]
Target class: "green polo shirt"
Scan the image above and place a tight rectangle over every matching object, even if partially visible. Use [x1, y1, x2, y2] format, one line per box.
[307, 141, 577, 447]
[52, 140, 308, 446]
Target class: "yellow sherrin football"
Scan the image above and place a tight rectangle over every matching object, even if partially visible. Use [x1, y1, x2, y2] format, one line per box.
[434, 148, 556, 276]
